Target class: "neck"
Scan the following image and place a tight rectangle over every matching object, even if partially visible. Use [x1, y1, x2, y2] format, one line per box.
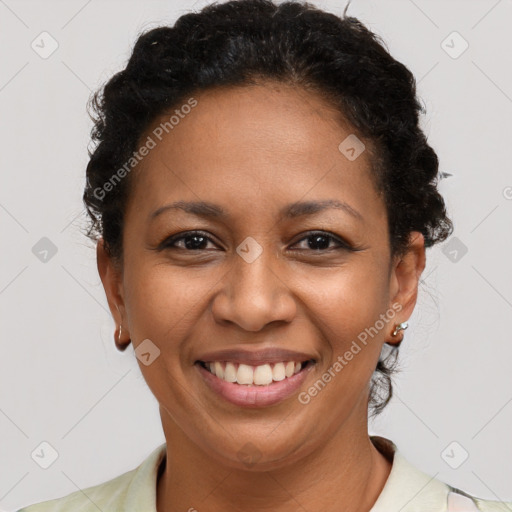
[156, 406, 392, 512]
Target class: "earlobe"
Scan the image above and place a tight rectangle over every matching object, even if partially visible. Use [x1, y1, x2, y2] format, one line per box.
[96, 238, 131, 351]
[386, 321, 409, 347]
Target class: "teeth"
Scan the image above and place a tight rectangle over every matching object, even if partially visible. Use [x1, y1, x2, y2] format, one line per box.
[253, 364, 273, 385]
[224, 362, 237, 382]
[213, 361, 224, 379]
[237, 364, 254, 385]
[203, 360, 310, 386]
[272, 362, 286, 381]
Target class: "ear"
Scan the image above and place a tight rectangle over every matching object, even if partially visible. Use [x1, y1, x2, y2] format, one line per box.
[387, 231, 426, 346]
[97, 238, 131, 351]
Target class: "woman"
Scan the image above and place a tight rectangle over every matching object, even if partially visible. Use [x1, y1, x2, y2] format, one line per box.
[18, 0, 511, 511]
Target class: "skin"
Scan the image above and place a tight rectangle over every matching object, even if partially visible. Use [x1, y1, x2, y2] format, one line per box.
[97, 81, 425, 512]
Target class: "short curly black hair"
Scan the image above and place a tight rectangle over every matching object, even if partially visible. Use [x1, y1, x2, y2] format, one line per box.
[83, 0, 453, 416]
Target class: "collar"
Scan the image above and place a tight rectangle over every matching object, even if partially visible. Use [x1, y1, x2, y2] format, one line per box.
[122, 436, 451, 512]
[119, 442, 166, 510]
[369, 435, 449, 512]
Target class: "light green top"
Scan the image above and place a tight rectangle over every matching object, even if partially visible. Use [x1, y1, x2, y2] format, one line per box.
[17, 436, 511, 512]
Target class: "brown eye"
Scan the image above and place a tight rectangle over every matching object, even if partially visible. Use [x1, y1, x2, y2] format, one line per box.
[160, 231, 219, 251]
[290, 231, 353, 252]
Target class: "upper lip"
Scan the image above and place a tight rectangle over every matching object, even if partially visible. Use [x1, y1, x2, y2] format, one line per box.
[195, 347, 316, 366]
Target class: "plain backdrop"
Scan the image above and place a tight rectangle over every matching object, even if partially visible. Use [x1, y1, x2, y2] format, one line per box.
[1, 0, 511, 510]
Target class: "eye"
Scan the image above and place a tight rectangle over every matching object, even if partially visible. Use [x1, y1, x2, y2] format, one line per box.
[158, 230, 354, 253]
[159, 230, 219, 251]
[290, 231, 353, 252]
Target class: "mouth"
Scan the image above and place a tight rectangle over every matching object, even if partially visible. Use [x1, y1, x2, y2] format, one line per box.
[196, 359, 316, 386]
[194, 358, 316, 408]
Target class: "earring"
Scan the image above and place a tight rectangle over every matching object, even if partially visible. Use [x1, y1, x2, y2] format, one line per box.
[392, 321, 408, 336]
[115, 324, 130, 352]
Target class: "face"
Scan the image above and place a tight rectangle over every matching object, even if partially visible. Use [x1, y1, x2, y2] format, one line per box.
[98, 81, 424, 470]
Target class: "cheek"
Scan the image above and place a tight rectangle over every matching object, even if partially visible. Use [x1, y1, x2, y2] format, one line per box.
[296, 267, 391, 411]
[122, 261, 213, 345]
[296, 260, 390, 345]
[121, 262, 212, 402]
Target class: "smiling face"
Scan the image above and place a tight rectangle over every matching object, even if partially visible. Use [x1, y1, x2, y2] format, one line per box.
[98, 80, 424, 470]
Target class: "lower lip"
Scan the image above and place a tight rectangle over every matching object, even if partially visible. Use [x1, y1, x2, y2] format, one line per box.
[196, 362, 315, 408]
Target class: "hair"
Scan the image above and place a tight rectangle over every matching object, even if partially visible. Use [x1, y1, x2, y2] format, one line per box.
[83, 0, 453, 416]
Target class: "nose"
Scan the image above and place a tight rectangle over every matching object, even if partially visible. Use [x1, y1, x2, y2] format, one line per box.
[211, 247, 297, 332]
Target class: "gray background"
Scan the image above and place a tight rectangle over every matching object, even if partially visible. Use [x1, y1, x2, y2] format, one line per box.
[1, 0, 511, 510]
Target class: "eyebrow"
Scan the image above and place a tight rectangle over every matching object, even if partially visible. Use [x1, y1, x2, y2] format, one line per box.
[149, 199, 363, 222]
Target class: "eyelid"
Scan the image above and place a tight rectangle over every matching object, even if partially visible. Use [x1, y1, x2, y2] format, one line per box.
[158, 229, 355, 252]
[289, 230, 353, 251]
[158, 230, 220, 250]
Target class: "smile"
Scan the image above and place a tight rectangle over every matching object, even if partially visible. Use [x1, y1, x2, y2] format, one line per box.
[195, 359, 316, 407]
[198, 360, 315, 386]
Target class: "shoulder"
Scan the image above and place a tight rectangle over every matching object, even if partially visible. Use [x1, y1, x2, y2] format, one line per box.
[475, 499, 512, 511]
[16, 467, 137, 512]
[16, 443, 166, 512]
[448, 487, 512, 512]
[369, 436, 512, 512]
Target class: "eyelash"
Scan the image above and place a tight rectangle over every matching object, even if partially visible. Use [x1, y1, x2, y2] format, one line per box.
[159, 230, 354, 253]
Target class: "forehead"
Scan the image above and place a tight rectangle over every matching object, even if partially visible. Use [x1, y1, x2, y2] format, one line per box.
[126, 82, 385, 226]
